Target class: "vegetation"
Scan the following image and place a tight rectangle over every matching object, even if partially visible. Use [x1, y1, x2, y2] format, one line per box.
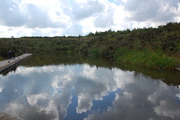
[0, 22, 179, 70]
[114, 48, 177, 69]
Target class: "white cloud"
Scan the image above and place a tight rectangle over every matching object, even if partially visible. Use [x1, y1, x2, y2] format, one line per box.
[71, 0, 105, 20]
[154, 100, 180, 119]
[0, 87, 3, 92]
[113, 68, 134, 88]
[0, 64, 180, 120]
[124, 0, 180, 24]
[94, 8, 114, 28]
[176, 94, 180, 100]
[27, 93, 48, 106]
[76, 93, 93, 113]
[5, 102, 24, 118]
[0, 0, 179, 37]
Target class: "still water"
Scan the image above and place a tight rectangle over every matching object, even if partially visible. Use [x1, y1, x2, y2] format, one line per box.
[0, 54, 180, 120]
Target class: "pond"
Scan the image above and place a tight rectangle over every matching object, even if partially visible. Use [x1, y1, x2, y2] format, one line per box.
[0, 54, 180, 120]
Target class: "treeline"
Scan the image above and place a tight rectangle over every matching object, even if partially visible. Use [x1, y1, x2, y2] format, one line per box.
[0, 22, 179, 69]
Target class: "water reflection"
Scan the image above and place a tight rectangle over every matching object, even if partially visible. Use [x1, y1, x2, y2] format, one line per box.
[0, 64, 179, 120]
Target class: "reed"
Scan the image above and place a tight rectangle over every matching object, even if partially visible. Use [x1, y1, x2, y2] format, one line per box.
[88, 48, 99, 57]
[114, 48, 177, 70]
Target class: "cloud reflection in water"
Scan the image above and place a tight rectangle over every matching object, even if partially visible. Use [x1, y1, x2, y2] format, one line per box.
[0, 64, 179, 120]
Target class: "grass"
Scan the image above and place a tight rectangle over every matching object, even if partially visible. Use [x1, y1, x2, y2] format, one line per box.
[88, 48, 99, 57]
[114, 48, 177, 70]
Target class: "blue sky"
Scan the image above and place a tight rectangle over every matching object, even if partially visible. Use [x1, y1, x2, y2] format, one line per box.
[0, 0, 180, 37]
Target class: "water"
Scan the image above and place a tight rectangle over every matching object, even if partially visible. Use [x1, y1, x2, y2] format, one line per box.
[0, 54, 179, 120]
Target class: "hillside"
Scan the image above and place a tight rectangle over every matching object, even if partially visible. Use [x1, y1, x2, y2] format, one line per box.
[0, 22, 179, 70]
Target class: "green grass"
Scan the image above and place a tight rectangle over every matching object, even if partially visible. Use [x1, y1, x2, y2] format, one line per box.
[88, 48, 99, 57]
[114, 48, 177, 70]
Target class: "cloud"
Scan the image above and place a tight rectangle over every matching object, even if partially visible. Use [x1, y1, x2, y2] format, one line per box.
[71, 0, 104, 20]
[94, 8, 114, 28]
[61, 23, 83, 36]
[0, 0, 180, 37]
[27, 93, 48, 106]
[0, 64, 180, 120]
[0, 0, 66, 28]
[0, 65, 120, 119]
[74, 77, 106, 113]
[25, 4, 65, 28]
[124, 0, 178, 22]
[85, 72, 180, 120]
[5, 102, 58, 120]
[0, 0, 27, 27]
[0, 65, 75, 119]
[154, 100, 180, 119]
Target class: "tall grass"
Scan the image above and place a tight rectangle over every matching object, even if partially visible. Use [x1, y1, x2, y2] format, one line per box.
[88, 48, 99, 57]
[114, 47, 177, 70]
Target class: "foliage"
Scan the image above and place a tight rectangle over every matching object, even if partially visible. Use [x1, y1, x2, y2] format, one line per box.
[0, 22, 179, 70]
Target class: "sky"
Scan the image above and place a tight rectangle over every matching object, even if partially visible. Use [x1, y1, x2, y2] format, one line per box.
[0, 0, 180, 37]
